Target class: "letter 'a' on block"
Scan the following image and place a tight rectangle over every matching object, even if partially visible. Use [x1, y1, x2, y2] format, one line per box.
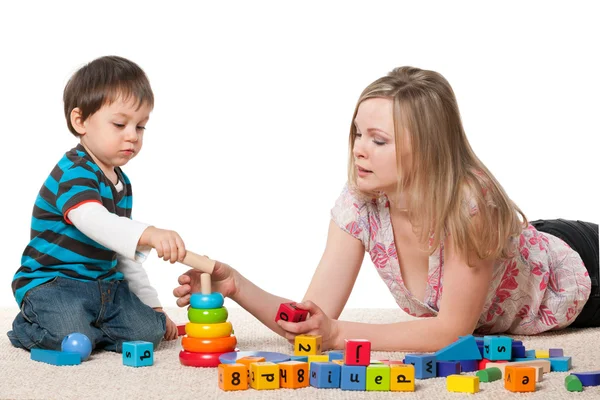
[295, 334, 322, 356]
[344, 339, 371, 366]
[275, 302, 309, 323]
[447, 375, 479, 394]
[250, 362, 280, 390]
[218, 363, 248, 391]
[504, 366, 536, 392]
[565, 375, 583, 392]
[30, 349, 81, 366]
[390, 364, 415, 392]
[435, 335, 482, 361]
[122, 341, 153, 367]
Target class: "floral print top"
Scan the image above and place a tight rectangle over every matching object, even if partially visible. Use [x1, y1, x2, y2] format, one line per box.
[330, 184, 591, 334]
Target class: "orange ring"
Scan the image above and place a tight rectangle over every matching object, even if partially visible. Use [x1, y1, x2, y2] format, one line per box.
[182, 335, 237, 353]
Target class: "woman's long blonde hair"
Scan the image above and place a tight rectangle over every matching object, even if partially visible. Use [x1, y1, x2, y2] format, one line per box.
[348, 67, 527, 260]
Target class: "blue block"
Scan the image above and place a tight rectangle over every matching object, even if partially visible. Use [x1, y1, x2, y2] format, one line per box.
[435, 335, 482, 361]
[310, 362, 341, 388]
[404, 354, 436, 379]
[525, 349, 536, 358]
[571, 371, 600, 387]
[340, 365, 366, 391]
[511, 344, 526, 359]
[512, 340, 523, 346]
[436, 361, 461, 377]
[31, 349, 81, 366]
[456, 359, 478, 372]
[290, 355, 309, 362]
[512, 356, 572, 372]
[122, 341, 153, 367]
[477, 343, 485, 357]
[483, 336, 512, 361]
[328, 351, 344, 362]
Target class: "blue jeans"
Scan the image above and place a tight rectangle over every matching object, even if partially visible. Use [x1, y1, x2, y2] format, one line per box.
[7, 277, 166, 353]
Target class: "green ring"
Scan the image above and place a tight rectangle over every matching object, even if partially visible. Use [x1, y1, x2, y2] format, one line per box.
[188, 307, 228, 324]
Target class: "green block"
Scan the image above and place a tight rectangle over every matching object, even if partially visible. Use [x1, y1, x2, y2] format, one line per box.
[565, 375, 583, 392]
[366, 364, 390, 391]
[476, 367, 502, 383]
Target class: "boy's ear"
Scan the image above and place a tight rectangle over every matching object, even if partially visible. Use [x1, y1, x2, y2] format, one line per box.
[70, 108, 86, 135]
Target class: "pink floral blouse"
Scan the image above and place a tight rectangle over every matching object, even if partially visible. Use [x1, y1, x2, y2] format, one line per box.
[331, 184, 591, 334]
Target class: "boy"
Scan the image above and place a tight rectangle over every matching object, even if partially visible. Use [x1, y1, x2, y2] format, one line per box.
[8, 56, 181, 353]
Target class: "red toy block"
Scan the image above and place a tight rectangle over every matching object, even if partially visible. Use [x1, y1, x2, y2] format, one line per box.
[275, 302, 308, 323]
[177, 324, 186, 336]
[344, 339, 371, 366]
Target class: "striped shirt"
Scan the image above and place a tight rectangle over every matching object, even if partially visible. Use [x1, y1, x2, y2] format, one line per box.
[12, 144, 133, 306]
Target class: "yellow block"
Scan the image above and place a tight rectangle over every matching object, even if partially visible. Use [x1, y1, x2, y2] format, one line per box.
[294, 334, 322, 356]
[390, 364, 415, 392]
[307, 355, 329, 371]
[535, 350, 550, 359]
[447, 375, 479, 394]
[249, 362, 279, 390]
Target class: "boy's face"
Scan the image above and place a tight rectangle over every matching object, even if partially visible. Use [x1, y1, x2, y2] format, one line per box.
[74, 96, 151, 178]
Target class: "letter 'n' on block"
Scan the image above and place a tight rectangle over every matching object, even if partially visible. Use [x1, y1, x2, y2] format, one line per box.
[294, 334, 322, 356]
[344, 339, 371, 366]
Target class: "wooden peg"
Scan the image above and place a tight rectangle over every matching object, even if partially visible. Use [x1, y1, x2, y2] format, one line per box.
[201, 273, 211, 295]
[181, 251, 216, 274]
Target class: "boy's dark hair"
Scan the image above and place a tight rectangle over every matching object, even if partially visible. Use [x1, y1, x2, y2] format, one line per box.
[63, 56, 154, 137]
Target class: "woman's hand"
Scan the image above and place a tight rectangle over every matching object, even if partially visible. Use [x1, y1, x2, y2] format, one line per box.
[172, 261, 239, 307]
[276, 300, 341, 351]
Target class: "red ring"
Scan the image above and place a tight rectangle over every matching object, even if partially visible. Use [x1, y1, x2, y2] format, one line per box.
[179, 350, 228, 368]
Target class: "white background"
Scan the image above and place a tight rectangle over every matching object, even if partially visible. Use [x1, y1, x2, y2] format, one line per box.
[0, 1, 598, 310]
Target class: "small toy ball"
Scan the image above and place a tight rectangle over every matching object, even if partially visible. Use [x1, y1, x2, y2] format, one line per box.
[61, 332, 92, 361]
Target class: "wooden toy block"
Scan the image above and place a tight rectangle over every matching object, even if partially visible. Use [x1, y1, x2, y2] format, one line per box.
[525, 349, 536, 358]
[571, 370, 600, 387]
[535, 350, 550, 358]
[436, 361, 461, 377]
[177, 324, 186, 336]
[370, 359, 384, 364]
[504, 366, 536, 392]
[366, 364, 390, 391]
[390, 364, 415, 392]
[447, 375, 479, 394]
[290, 355, 308, 362]
[218, 363, 248, 391]
[307, 355, 329, 371]
[332, 360, 344, 365]
[237, 356, 266, 379]
[294, 334, 322, 356]
[122, 341, 153, 367]
[565, 375, 583, 392]
[456, 359, 478, 372]
[185, 321, 232, 338]
[341, 365, 366, 391]
[30, 349, 81, 366]
[512, 344, 526, 358]
[549, 348, 563, 357]
[279, 361, 309, 389]
[404, 354, 436, 379]
[275, 302, 308, 323]
[478, 358, 508, 370]
[249, 362, 280, 390]
[328, 350, 344, 361]
[310, 362, 341, 388]
[510, 357, 563, 372]
[388, 360, 404, 365]
[483, 335, 512, 361]
[436, 335, 481, 361]
[487, 361, 544, 382]
[476, 367, 502, 382]
[344, 339, 371, 366]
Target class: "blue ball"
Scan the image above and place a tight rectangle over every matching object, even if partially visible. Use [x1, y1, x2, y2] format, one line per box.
[61, 333, 92, 361]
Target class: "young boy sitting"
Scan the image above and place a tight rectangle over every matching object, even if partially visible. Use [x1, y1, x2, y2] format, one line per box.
[8, 55, 183, 353]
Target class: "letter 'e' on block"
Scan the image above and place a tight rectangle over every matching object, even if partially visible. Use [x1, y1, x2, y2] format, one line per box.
[218, 363, 248, 391]
[505, 366, 536, 392]
[344, 339, 371, 366]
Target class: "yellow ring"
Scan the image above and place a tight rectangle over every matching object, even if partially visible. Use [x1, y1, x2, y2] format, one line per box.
[185, 321, 233, 338]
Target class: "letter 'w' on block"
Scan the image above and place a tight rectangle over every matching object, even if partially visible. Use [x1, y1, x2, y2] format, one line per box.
[344, 339, 371, 366]
[435, 335, 482, 361]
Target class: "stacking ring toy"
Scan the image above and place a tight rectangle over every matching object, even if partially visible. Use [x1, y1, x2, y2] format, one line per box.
[190, 292, 224, 309]
[181, 335, 237, 353]
[188, 307, 228, 324]
[179, 350, 226, 368]
[185, 321, 232, 338]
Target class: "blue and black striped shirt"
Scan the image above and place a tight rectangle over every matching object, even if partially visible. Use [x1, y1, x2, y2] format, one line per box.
[12, 144, 133, 306]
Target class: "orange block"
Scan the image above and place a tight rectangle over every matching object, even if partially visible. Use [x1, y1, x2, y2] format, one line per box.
[181, 335, 237, 353]
[218, 363, 248, 391]
[279, 361, 309, 389]
[237, 356, 266, 380]
[505, 366, 536, 392]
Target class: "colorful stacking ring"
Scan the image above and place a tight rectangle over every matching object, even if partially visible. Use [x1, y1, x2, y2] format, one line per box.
[181, 335, 237, 353]
[188, 307, 228, 324]
[179, 350, 226, 368]
[185, 321, 232, 338]
[190, 292, 224, 309]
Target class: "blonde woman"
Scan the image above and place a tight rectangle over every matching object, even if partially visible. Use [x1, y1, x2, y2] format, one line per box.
[173, 67, 598, 352]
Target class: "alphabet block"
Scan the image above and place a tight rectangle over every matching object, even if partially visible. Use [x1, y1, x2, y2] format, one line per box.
[486, 361, 545, 382]
[390, 364, 415, 392]
[328, 350, 344, 361]
[505, 366, 536, 392]
[404, 354, 436, 379]
[30, 349, 81, 366]
[249, 362, 280, 390]
[340, 365, 366, 391]
[294, 334, 322, 356]
[218, 363, 248, 391]
[279, 361, 309, 389]
[310, 362, 341, 388]
[447, 375, 479, 394]
[237, 356, 265, 380]
[122, 341, 153, 367]
[344, 339, 371, 366]
[483, 335, 512, 361]
[366, 364, 390, 391]
[275, 302, 308, 323]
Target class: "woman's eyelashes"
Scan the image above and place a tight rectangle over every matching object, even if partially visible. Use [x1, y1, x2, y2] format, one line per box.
[355, 131, 387, 146]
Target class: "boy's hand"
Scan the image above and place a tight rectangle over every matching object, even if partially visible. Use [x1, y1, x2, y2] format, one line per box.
[172, 261, 239, 307]
[276, 301, 340, 351]
[139, 226, 186, 263]
[154, 307, 178, 340]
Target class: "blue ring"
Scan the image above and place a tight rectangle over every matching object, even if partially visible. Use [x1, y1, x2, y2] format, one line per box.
[190, 292, 224, 309]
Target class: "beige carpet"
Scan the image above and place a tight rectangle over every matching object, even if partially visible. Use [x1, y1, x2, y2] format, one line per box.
[1, 306, 599, 399]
